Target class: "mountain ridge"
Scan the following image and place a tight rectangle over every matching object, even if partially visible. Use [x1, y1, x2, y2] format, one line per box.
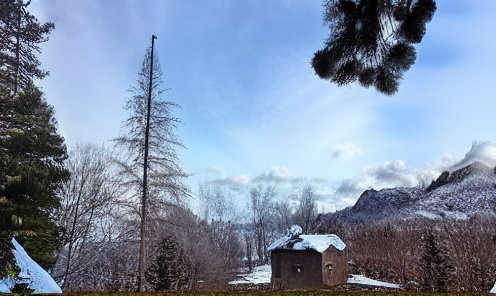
[315, 161, 496, 228]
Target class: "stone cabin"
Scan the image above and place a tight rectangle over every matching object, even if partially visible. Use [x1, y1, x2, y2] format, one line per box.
[268, 227, 348, 290]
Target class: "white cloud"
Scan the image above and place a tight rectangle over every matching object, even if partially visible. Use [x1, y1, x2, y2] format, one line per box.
[331, 144, 362, 160]
[206, 166, 227, 178]
[333, 152, 456, 203]
[451, 141, 496, 171]
[269, 166, 295, 179]
[232, 174, 250, 186]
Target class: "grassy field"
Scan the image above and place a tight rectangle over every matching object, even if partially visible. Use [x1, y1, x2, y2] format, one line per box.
[1, 290, 490, 296]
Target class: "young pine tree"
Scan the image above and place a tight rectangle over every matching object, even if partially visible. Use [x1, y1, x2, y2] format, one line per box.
[145, 235, 188, 292]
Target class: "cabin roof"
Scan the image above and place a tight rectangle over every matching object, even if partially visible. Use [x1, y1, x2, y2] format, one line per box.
[268, 234, 346, 253]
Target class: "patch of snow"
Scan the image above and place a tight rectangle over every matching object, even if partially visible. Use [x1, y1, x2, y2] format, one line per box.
[441, 211, 469, 220]
[289, 225, 302, 236]
[229, 265, 401, 290]
[268, 234, 346, 253]
[490, 282, 496, 293]
[229, 265, 271, 285]
[415, 210, 440, 219]
[347, 275, 401, 289]
[0, 238, 62, 294]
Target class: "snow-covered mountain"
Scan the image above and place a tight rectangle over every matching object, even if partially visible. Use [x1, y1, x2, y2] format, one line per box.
[315, 161, 496, 227]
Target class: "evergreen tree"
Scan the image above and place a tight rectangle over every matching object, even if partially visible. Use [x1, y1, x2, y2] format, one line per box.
[0, 0, 54, 94]
[418, 229, 453, 292]
[312, 0, 436, 95]
[0, 229, 18, 279]
[0, 86, 69, 270]
[113, 37, 189, 290]
[145, 235, 188, 292]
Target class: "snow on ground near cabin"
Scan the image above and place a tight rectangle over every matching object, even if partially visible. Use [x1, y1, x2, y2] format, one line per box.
[490, 282, 496, 293]
[347, 274, 400, 289]
[229, 265, 272, 285]
[0, 238, 62, 294]
[229, 264, 400, 289]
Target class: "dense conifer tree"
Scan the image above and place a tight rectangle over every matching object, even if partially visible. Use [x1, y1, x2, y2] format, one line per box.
[312, 0, 436, 95]
[0, 86, 69, 270]
[0, 0, 54, 94]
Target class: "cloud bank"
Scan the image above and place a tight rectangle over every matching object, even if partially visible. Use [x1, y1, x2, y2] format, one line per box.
[450, 141, 496, 171]
[195, 141, 495, 215]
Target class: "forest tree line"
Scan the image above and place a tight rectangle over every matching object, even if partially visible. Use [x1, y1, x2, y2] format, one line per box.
[316, 213, 496, 292]
[53, 154, 319, 292]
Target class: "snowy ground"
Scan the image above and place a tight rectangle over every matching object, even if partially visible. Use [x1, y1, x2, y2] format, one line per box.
[0, 238, 62, 294]
[229, 265, 272, 285]
[347, 274, 400, 289]
[491, 282, 496, 294]
[229, 264, 400, 289]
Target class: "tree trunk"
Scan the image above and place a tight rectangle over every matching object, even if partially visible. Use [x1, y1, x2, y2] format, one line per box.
[138, 34, 156, 292]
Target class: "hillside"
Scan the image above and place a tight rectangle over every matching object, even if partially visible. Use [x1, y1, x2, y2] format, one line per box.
[315, 161, 496, 228]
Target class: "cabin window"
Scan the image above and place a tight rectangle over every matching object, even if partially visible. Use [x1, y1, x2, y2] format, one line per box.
[326, 263, 333, 275]
[292, 264, 303, 274]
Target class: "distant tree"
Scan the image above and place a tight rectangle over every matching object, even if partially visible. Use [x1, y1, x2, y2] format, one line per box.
[0, 0, 54, 94]
[250, 185, 276, 265]
[274, 200, 293, 235]
[0, 86, 69, 270]
[418, 228, 453, 292]
[293, 185, 317, 234]
[113, 36, 189, 291]
[312, 0, 436, 95]
[198, 181, 238, 222]
[243, 228, 255, 273]
[146, 235, 188, 292]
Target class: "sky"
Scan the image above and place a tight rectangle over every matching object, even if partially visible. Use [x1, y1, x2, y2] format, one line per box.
[29, 0, 496, 214]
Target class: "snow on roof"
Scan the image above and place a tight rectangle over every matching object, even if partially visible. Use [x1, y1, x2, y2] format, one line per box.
[0, 238, 62, 294]
[268, 234, 346, 253]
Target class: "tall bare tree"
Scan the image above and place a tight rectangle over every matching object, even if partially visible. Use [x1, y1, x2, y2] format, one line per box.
[113, 36, 188, 291]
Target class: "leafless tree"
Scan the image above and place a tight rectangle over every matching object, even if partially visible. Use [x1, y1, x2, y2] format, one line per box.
[293, 185, 317, 234]
[113, 38, 189, 290]
[52, 143, 123, 289]
[198, 181, 237, 222]
[273, 200, 294, 235]
[441, 214, 496, 292]
[250, 184, 276, 265]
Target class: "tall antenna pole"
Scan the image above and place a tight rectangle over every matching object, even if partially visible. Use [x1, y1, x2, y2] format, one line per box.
[138, 34, 156, 292]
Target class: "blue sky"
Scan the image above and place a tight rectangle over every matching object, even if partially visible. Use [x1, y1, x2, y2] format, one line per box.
[30, 0, 495, 213]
